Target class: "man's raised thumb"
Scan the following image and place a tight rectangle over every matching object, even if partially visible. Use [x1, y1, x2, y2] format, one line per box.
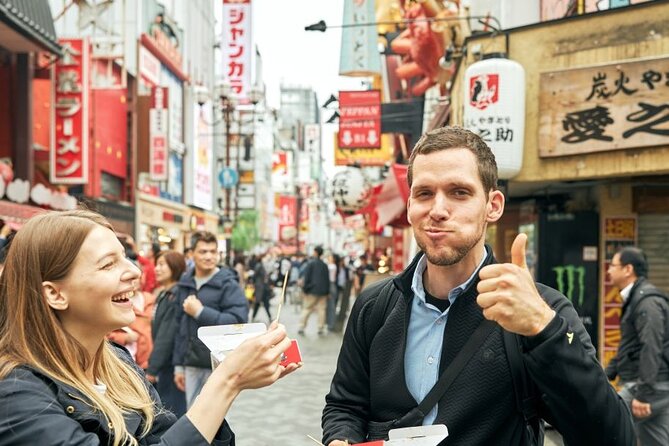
[511, 233, 528, 269]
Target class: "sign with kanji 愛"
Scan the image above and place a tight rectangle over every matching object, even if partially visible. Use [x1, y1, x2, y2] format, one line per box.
[539, 57, 669, 157]
[51, 38, 90, 184]
[222, 0, 252, 103]
[338, 90, 381, 149]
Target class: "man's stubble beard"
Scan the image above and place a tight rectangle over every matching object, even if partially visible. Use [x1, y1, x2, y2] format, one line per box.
[416, 224, 485, 267]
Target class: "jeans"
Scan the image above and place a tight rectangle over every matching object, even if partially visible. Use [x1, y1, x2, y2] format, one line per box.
[619, 381, 669, 446]
[185, 366, 211, 408]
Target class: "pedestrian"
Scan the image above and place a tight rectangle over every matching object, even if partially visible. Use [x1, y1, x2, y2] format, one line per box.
[0, 210, 298, 445]
[252, 253, 273, 322]
[333, 255, 354, 333]
[173, 231, 249, 408]
[322, 126, 634, 445]
[233, 252, 247, 290]
[298, 246, 330, 336]
[326, 253, 339, 332]
[606, 246, 669, 445]
[145, 250, 188, 418]
[353, 254, 374, 298]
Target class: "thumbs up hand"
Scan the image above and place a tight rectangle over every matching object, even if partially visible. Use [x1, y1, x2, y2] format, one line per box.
[476, 233, 556, 337]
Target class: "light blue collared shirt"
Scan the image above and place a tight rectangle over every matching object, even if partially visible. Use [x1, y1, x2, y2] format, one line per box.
[405, 247, 488, 425]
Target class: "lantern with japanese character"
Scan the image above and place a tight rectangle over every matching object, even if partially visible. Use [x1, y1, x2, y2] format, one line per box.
[463, 54, 526, 179]
[331, 167, 372, 214]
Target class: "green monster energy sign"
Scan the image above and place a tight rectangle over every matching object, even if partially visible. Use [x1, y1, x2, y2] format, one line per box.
[552, 265, 585, 306]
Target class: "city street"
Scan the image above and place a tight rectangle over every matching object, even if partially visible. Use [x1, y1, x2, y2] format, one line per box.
[228, 293, 564, 446]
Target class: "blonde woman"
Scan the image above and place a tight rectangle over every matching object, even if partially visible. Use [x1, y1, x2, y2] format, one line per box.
[0, 210, 297, 445]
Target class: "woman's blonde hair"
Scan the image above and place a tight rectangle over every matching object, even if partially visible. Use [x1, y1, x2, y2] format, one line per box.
[0, 210, 155, 446]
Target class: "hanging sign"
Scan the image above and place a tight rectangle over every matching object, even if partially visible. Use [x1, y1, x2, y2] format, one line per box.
[338, 90, 381, 149]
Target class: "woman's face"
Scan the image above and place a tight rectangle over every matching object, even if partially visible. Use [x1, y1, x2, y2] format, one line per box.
[155, 255, 173, 285]
[54, 226, 141, 340]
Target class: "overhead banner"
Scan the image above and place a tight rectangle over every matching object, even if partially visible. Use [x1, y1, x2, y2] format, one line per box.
[222, 0, 252, 102]
[149, 86, 169, 181]
[51, 38, 90, 184]
[338, 90, 381, 149]
[339, 0, 381, 76]
[192, 103, 214, 210]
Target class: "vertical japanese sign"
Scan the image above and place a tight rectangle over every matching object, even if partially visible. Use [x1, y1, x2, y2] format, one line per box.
[339, 0, 381, 76]
[539, 57, 669, 157]
[392, 228, 405, 274]
[51, 38, 90, 184]
[149, 86, 169, 181]
[601, 216, 637, 367]
[338, 90, 381, 149]
[276, 194, 297, 244]
[193, 103, 214, 210]
[222, 0, 252, 102]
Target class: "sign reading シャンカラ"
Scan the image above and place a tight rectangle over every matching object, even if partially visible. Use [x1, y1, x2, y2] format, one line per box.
[539, 57, 669, 157]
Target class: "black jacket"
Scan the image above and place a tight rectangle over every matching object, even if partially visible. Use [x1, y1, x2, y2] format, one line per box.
[147, 285, 179, 376]
[0, 344, 234, 445]
[302, 257, 330, 296]
[606, 277, 669, 402]
[173, 268, 248, 369]
[322, 251, 634, 446]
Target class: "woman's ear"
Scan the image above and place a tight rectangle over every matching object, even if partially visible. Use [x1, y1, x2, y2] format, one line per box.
[42, 281, 68, 311]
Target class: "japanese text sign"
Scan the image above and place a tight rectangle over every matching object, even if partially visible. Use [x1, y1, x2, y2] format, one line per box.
[149, 86, 169, 181]
[539, 57, 669, 157]
[222, 0, 252, 102]
[51, 38, 90, 184]
[339, 90, 381, 149]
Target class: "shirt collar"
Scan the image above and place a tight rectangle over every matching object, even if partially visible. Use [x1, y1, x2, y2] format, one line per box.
[620, 281, 634, 302]
[411, 246, 488, 306]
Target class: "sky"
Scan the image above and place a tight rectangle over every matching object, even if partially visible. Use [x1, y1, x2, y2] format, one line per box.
[251, 0, 364, 172]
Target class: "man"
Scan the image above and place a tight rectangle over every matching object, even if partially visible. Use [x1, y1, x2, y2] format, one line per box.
[606, 247, 669, 445]
[322, 126, 634, 445]
[353, 254, 374, 297]
[173, 231, 248, 407]
[298, 246, 330, 336]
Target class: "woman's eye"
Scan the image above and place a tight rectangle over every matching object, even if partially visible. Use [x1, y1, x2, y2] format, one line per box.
[101, 261, 115, 270]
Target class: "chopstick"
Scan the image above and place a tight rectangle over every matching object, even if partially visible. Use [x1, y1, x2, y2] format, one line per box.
[273, 269, 290, 324]
[306, 435, 326, 446]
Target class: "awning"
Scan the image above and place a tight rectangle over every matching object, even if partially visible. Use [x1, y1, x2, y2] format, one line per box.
[357, 164, 410, 233]
[0, 0, 62, 55]
[0, 200, 46, 229]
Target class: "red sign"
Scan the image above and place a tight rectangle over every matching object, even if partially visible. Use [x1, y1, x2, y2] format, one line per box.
[272, 151, 287, 174]
[469, 73, 499, 110]
[277, 194, 297, 244]
[338, 90, 381, 149]
[392, 228, 405, 273]
[149, 86, 169, 181]
[51, 38, 90, 184]
[222, 0, 252, 101]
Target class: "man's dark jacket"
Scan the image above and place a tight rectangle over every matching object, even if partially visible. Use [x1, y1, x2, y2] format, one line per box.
[606, 277, 669, 403]
[147, 285, 179, 376]
[322, 250, 634, 446]
[0, 344, 234, 445]
[302, 257, 330, 296]
[173, 267, 248, 369]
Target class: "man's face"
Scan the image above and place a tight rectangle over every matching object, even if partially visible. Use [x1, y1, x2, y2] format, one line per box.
[407, 148, 503, 266]
[193, 241, 218, 275]
[607, 253, 631, 289]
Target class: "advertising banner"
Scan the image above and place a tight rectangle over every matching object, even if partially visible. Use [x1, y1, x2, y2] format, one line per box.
[222, 0, 252, 102]
[338, 90, 381, 149]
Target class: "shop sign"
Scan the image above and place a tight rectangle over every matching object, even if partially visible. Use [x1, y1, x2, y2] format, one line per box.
[338, 90, 381, 149]
[192, 103, 213, 210]
[334, 133, 393, 167]
[147, 15, 182, 70]
[539, 56, 669, 157]
[601, 216, 637, 367]
[463, 56, 526, 179]
[51, 38, 90, 184]
[139, 45, 160, 88]
[339, 0, 381, 77]
[149, 86, 169, 181]
[222, 0, 252, 102]
[276, 194, 296, 243]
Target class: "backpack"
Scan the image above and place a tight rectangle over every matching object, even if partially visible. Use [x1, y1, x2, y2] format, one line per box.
[364, 278, 543, 446]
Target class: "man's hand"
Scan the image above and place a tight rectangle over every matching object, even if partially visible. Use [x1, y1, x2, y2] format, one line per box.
[174, 372, 186, 391]
[632, 398, 652, 418]
[477, 233, 556, 337]
[328, 441, 350, 446]
[183, 294, 204, 317]
[146, 373, 157, 384]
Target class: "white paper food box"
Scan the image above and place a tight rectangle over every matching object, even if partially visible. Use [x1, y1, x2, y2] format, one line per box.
[197, 323, 267, 369]
[353, 425, 448, 446]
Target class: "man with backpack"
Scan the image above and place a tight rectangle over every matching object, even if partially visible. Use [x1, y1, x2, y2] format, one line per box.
[322, 126, 634, 445]
[606, 247, 669, 445]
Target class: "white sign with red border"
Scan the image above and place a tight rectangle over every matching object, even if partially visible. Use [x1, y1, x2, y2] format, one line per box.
[149, 86, 169, 181]
[222, 0, 252, 103]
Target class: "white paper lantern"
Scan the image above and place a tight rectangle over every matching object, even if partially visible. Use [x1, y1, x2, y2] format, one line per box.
[463, 54, 526, 179]
[331, 167, 371, 213]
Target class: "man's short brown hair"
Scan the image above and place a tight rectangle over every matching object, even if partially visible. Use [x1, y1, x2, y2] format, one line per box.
[407, 126, 498, 193]
[191, 231, 217, 249]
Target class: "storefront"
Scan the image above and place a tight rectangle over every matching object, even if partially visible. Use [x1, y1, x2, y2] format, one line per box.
[136, 192, 189, 254]
[449, 1, 669, 364]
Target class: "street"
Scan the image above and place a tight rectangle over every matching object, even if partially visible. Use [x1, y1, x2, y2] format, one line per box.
[228, 294, 564, 446]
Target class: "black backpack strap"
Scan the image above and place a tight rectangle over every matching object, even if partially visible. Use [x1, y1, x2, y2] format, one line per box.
[365, 279, 400, 350]
[395, 319, 497, 427]
[504, 329, 543, 445]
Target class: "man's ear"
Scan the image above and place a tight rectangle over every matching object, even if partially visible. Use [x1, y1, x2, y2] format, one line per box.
[42, 281, 68, 311]
[486, 189, 505, 223]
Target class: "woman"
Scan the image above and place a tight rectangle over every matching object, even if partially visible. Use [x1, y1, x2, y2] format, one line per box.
[251, 254, 272, 322]
[145, 250, 187, 417]
[0, 210, 297, 445]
